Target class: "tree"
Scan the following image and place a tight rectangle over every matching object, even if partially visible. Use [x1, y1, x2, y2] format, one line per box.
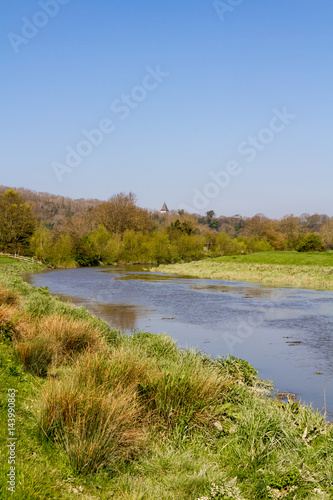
[206, 210, 215, 220]
[86, 224, 120, 263]
[279, 214, 300, 248]
[208, 218, 219, 230]
[30, 223, 53, 262]
[0, 190, 36, 254]
[94, 193, 152, 234]
[319, 218, 333, 249]
[241, 214, 286, 250]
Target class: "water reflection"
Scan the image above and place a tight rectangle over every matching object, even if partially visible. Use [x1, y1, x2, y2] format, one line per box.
[52, 292, 151, 332]
[91, 303, 147, 331]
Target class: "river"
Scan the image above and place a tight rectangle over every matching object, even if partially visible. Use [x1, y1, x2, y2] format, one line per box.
[24, 265, 333, 417]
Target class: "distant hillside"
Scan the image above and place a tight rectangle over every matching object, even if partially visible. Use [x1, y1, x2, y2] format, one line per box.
[0, 186, 103, 229]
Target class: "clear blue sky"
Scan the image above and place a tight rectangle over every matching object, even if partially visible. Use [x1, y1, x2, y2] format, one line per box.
[1, 0, 332, 217]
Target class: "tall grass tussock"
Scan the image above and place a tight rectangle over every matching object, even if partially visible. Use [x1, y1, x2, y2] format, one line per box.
[13, 314, 106, 377]
[39, 376, 146, 475]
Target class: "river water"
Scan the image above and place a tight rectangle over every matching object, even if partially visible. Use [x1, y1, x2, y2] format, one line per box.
[24, 266, 333, 417]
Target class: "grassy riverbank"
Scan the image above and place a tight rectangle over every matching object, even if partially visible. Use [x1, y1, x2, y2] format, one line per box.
[1, 258, 333, 499]
[155, 251, 333, 290]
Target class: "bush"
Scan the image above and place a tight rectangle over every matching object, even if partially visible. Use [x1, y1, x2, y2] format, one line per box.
[119, 230, 150, 262]
[296, 233, 326, 252]
[173, 233, 205, 261]
[146, 232, 174, 263]
[213, 232, 246, 256]
[74, 235, 101, 266]
[212, 234, 273, 257]
[241, 237, 273, 254]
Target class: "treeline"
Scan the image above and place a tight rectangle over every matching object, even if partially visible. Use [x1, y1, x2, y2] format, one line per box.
[0, 188, 332, 267]
[0, 185, 102, 229]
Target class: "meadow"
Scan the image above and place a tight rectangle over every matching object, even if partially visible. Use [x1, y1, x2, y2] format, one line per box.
[155, 251, 333, 290]
[0, 257, 333, 499]
[213, 251, 333, 266]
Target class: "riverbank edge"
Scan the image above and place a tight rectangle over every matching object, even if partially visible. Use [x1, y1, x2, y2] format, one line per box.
[1, 260, 333, 499]
[153, 260, 333, 291]
[4, 253, 333, 293]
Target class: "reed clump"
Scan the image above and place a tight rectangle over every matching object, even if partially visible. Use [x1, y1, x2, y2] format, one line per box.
[39, 377, 145, 475]
[14, 314, 106, 376]
[38, 347, 154, 474]
[136, 350, 232, 430]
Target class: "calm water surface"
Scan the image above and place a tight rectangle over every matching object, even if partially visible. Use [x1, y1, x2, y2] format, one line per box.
[24, 266, 333, 416]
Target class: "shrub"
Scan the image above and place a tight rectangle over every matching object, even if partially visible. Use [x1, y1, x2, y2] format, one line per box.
[213, 232, 246, 256]
[173, 233, 205, 261]
[296, 233, 326, 252]
[146, 232, 174, 263]
[119, 230, 150, 263]
[241, 236, 273, 254]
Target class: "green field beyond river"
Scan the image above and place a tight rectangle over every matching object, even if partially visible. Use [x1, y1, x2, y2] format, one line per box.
[155, 251, 333, 290]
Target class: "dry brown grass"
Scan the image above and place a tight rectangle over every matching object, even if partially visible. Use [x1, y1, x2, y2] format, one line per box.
[14, 314, 106, 376]
[0, 303, 25, 342]
[0, 304, 18, 324]
[0, 285, 20, 306]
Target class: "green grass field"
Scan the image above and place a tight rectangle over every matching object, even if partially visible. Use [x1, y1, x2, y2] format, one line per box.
[213, 251, 333, 267]
[0, 257, 20, 265]
[155, 251, 333, 290]
[1, 260, 333, 499]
